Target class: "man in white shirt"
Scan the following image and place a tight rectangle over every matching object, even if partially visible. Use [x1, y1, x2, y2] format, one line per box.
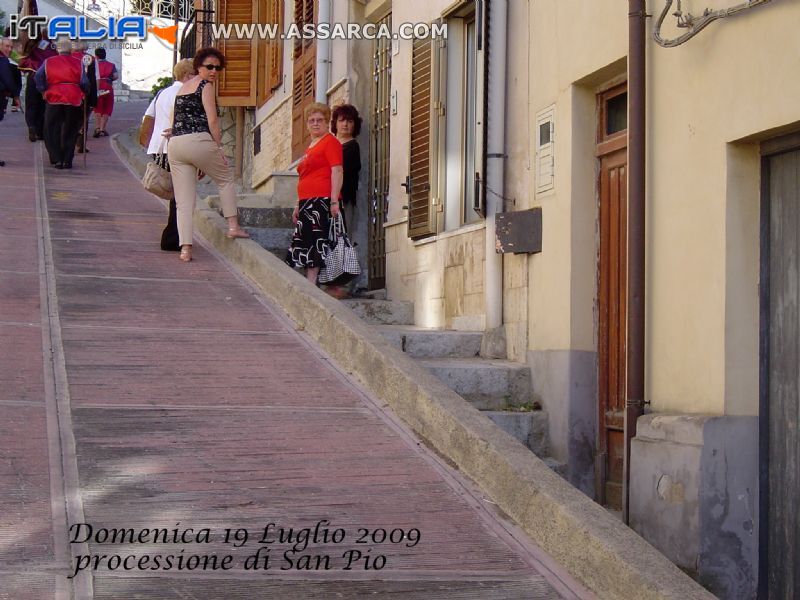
[139, 59, 195, 251]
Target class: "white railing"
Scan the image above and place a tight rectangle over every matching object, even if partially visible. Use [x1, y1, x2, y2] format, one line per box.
[60, 0, 193, 22]
[124, 0, 193, 22]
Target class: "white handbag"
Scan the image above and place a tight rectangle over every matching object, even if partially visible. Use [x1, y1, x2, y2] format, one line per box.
[319, 214, 361, 285]
[141, 94, 173, 200]
[141, 158, 173, 200]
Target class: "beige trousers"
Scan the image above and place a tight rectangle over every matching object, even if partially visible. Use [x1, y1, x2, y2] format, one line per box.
[168, 132, 238, 246]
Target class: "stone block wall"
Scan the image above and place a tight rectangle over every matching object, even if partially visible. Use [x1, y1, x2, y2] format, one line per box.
[442, 229, 485, 330]
[251, 98, 293, 192]
[384, 224, 487, 330]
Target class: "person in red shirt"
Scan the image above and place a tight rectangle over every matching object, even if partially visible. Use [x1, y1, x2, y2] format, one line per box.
[34, 38, 88, 169]
[286, 102, 343, 285]
[19, 32, 57, 142]
[92, 47, 117, 137]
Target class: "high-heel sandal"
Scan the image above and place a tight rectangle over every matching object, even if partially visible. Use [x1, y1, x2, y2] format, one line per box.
[179, 246, 192, 262]
[226, 228, 250, 239]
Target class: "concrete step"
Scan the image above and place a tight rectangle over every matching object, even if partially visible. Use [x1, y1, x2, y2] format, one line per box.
[245, 227, 293, 259]
[377, 325, 482, 358]
[484, 410, 549, 457]
[237, 207, 294, 228]
[116, 88, 151, 103]
[541, 457, 568, 476]
[341, 299, 414, 325]
[259, 171, 299, 206]
[417, 358, 532, 410]
[358, 288, 387, 300]
[483, 410, 565, 475]
[207, 195, 294, 228]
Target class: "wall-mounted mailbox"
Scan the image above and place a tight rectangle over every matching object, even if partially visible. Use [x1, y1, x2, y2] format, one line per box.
[495, 208, 542, 254]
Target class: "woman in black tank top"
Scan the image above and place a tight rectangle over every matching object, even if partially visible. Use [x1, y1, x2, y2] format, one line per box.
[172, 80, 211, 137]
[167, 48, 249, 262]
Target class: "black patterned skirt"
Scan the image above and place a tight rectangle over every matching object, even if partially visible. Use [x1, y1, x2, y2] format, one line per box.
[285, 197, 332, 269]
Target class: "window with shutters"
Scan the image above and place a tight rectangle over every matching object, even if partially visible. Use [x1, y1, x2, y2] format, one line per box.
[407, 3, 487, 239]
[291, 0, 317, 161]
[442, 1, 487, 231]
[257, 0, 284, 107]
[216, 0, 258, 106]
[215, 0, 284, 108]
[406, 35, 443, 239]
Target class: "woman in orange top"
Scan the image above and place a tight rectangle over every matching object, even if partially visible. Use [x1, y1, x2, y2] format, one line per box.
[286, 102, 343, 284]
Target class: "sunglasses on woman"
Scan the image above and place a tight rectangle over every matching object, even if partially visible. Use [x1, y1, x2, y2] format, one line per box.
[202, 64, 224, 71]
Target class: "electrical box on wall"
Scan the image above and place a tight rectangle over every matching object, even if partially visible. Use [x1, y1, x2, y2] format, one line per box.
[495, 208, 542, 254]
[535, 105, 555, 195]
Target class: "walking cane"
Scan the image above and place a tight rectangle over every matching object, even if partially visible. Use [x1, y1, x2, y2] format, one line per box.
[81, 54, 92, 169]
[82, 100, 87, 169]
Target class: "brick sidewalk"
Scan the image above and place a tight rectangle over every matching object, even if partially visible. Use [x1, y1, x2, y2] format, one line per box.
[0, 103, 590, 599]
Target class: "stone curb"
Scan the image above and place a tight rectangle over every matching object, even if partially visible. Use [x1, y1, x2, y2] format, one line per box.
[113, 131, 714, 600]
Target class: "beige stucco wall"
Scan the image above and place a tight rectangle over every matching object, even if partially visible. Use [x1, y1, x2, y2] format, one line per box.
[645, 0, 798, 415]
[527, 0, 628, 357]
[500, 0, 532, 362]
[528, 0, 799, 416]
[328, 80, 350, 110]
[384, 0, 531, 333]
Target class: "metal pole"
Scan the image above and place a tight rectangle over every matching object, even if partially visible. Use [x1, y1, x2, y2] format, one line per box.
[624, 0, 646, 524]
[173, 0, 179, 66]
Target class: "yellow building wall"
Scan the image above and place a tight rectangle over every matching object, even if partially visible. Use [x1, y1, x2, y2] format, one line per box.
[527, 0, 628, 352]
[645, 1, 799, 415]
[529, 0, 799, 416]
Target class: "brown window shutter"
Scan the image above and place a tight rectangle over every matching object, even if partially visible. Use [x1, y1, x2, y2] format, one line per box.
[256, 0, 284, 107]
[216, 0, 258, 106]
[408, 36, 436, 239]
[291, 0, 317, 161]
[267, 0, 284, 90]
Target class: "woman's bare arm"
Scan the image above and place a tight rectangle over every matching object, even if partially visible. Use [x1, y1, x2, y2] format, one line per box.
[330, 165, 343, 216]
[201, 81, 222, 146]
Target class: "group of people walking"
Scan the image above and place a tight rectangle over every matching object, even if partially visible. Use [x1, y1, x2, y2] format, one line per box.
[0, 34, 117, 169]
[5, 36, 364, 293]
[140, 46, 363, 297]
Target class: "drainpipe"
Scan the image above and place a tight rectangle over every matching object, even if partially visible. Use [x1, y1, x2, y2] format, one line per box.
[315, 0, 331, 103]
[485, 0, 507, 330]
[624, 0, 647, 524]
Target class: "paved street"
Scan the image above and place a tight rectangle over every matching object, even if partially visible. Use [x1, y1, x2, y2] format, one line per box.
[0, 102, 592, 599]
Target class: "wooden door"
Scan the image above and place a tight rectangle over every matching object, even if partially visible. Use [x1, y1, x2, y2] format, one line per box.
[291, 0, 316, 161]
[597, 84, 628, 510]
[367, 12, 391, 289]
[761, 139, 800, 599]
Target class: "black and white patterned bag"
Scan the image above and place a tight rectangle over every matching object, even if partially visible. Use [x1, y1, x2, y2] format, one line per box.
[319, 214, 360, 285]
